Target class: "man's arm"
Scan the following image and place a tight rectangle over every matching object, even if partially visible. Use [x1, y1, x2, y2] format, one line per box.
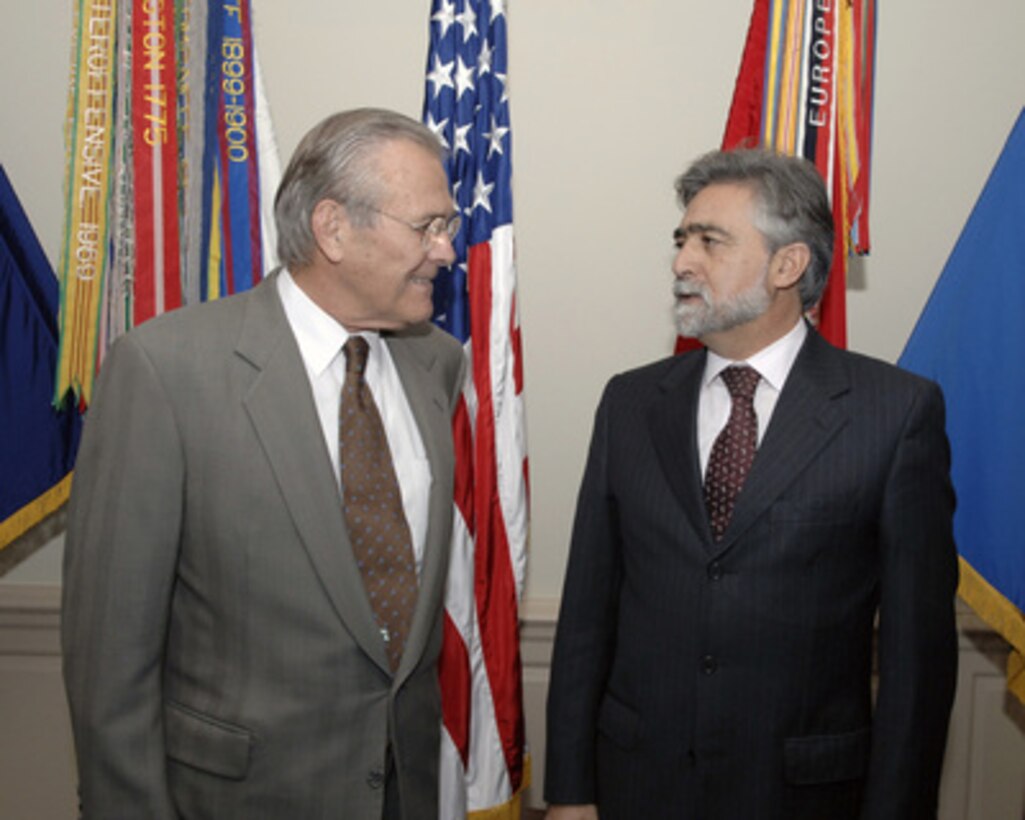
[62, 334, 184, 819]
[544, 384, 622, 806]
[861, 379, 958, 819]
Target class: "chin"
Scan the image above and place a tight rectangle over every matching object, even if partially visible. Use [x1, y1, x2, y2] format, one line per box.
[388, 312, 431, 331]
[674, 310, 708, 339]
[411, 299, 436, 326]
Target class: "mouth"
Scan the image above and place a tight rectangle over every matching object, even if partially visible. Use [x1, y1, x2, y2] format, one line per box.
[674, 289, 707, 307]
[673, 279, 708, 304]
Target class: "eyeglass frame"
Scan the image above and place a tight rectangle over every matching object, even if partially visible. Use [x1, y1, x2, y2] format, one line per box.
[368, 205, 461, 250]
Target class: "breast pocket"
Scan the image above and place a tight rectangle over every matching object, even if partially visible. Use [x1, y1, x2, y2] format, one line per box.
[771, 491, 860, 526]
[767, 491, 864, 566]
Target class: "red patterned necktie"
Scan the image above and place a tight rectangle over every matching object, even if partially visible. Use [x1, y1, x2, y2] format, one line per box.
[704, 365, 761, 542]
[340, 336, 418, 671]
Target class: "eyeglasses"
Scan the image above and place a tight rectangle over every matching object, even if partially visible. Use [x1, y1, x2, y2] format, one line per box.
[370, 206, 461, 250]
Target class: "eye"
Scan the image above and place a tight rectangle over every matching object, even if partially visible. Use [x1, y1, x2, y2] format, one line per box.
[409, 217, 435, 233]
[701, 233, 718, 247]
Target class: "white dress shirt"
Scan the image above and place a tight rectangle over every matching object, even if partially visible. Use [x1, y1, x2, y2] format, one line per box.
[277, 270, 431, 575]
[698, 319, 808, 477]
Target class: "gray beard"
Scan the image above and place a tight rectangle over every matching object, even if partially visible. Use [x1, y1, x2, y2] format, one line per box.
[673, 277, 771, 338]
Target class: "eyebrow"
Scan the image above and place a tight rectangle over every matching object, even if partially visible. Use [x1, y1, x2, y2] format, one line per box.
[418, 206, 460, 222]
[673, 222, 734, 243]
[404, 208, 458, 228]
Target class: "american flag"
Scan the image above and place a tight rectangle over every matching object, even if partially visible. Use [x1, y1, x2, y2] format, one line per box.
[422, 0, 530, 817]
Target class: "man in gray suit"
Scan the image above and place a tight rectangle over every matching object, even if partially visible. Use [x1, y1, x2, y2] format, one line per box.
[62, 108, 465, 819]
[544, 149, 958, 819]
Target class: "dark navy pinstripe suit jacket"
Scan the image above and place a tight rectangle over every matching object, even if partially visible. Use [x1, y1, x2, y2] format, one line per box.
[545, 328, 958, 820]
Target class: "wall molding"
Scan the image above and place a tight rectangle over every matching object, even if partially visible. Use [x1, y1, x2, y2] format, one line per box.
[0, 585, 1013, 667]
[0, 583, 61, 658]
[2, 587, 1021, 816]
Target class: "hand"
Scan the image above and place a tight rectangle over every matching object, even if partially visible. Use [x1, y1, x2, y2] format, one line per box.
[544, 805, 599, 820]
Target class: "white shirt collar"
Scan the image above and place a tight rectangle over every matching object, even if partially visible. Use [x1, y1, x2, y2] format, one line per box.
[703, 318, 808, 392]
[277, 268, 383, 377]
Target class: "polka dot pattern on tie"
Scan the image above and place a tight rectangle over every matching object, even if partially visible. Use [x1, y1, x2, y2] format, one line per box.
[340, 337, 419, 671]
[704, 365, 761, 542]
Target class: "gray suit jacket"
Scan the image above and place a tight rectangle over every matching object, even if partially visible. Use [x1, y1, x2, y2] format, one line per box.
[61, 272, 466, 819]
[545, 328, 958, 819]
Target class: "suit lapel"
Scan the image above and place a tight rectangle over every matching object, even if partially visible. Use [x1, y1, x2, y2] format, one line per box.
[385, 330, 454, 683]
[236, 273, 390, 673]
[649, 349, 714, 545]
[716, 329, 851, 552]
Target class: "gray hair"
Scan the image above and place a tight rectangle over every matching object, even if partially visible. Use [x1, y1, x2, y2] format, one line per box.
[274, 108, 445, 269]
[675, 149, 834, 310]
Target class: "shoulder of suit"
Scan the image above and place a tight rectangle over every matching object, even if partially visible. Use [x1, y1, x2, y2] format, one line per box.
[427, 325, 466, 390]
[427, 323, 465, 361]
[810, 340, 943, 410]
[105, 286, 259, 371]
[130, 287, 252, 337]
[588, 351, 701, 415]
[389, 323, 462, 359]
[385, 322, 466, 394]
[831, 344, 938, 389]
[609, 349, 699, 389]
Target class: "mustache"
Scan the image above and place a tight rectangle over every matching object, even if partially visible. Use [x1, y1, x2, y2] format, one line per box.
[673, 279, 709, 301]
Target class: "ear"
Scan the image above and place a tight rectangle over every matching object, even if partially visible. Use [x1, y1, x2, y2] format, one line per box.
[311, 199, 349, 264]
[769, 242, 811, 291]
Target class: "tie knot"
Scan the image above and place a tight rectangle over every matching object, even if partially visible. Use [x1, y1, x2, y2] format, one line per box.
[344, 336, 370, 376]
[720, 365, 760, 400]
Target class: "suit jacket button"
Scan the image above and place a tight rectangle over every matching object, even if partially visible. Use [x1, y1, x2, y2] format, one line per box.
[367, 768, 385, 790]
[701, 654, 718, 675]
[707, 562, 723, 581]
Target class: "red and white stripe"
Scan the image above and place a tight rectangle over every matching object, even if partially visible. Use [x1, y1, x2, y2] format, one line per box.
[439, 224, 529, 818]
[131, 0, 182, 326]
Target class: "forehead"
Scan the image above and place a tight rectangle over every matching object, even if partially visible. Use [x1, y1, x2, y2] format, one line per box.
[680, 181, 759, 230]
[372, 139, 450, 204]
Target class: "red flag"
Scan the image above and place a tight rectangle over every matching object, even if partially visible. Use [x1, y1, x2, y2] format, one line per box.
[677, 0, 878, 352]
[132, 0, 183, 325]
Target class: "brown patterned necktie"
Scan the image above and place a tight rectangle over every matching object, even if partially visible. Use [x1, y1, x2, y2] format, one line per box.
[704, 365, 761, 542]
[340, 336, 418, 671]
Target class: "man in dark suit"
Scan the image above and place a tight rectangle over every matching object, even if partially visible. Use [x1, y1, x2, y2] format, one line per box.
[544, 149, 958, 819]
[62, 108, 465, 819]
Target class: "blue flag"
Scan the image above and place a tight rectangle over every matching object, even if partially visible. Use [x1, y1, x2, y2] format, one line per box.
[899, 109, 1025, 703]
[0, 165, 82, 553]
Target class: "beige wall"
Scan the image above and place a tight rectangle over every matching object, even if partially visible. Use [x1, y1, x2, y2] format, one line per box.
[3, 3, 1025, 817]
[3, 1, 1025, 605]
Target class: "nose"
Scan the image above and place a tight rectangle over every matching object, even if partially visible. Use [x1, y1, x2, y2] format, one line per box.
[428, 231, 457, 267]
[672, 238, 693, 279]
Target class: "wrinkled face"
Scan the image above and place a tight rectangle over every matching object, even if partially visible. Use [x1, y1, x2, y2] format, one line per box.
[334, 139, 456, 331]
[671, 182, 774, 339]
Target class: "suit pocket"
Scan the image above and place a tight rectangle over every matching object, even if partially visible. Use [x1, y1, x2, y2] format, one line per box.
[783, 726, 871, 785]
[164, 700, 252, 780]
[597, 692, 640, 750]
